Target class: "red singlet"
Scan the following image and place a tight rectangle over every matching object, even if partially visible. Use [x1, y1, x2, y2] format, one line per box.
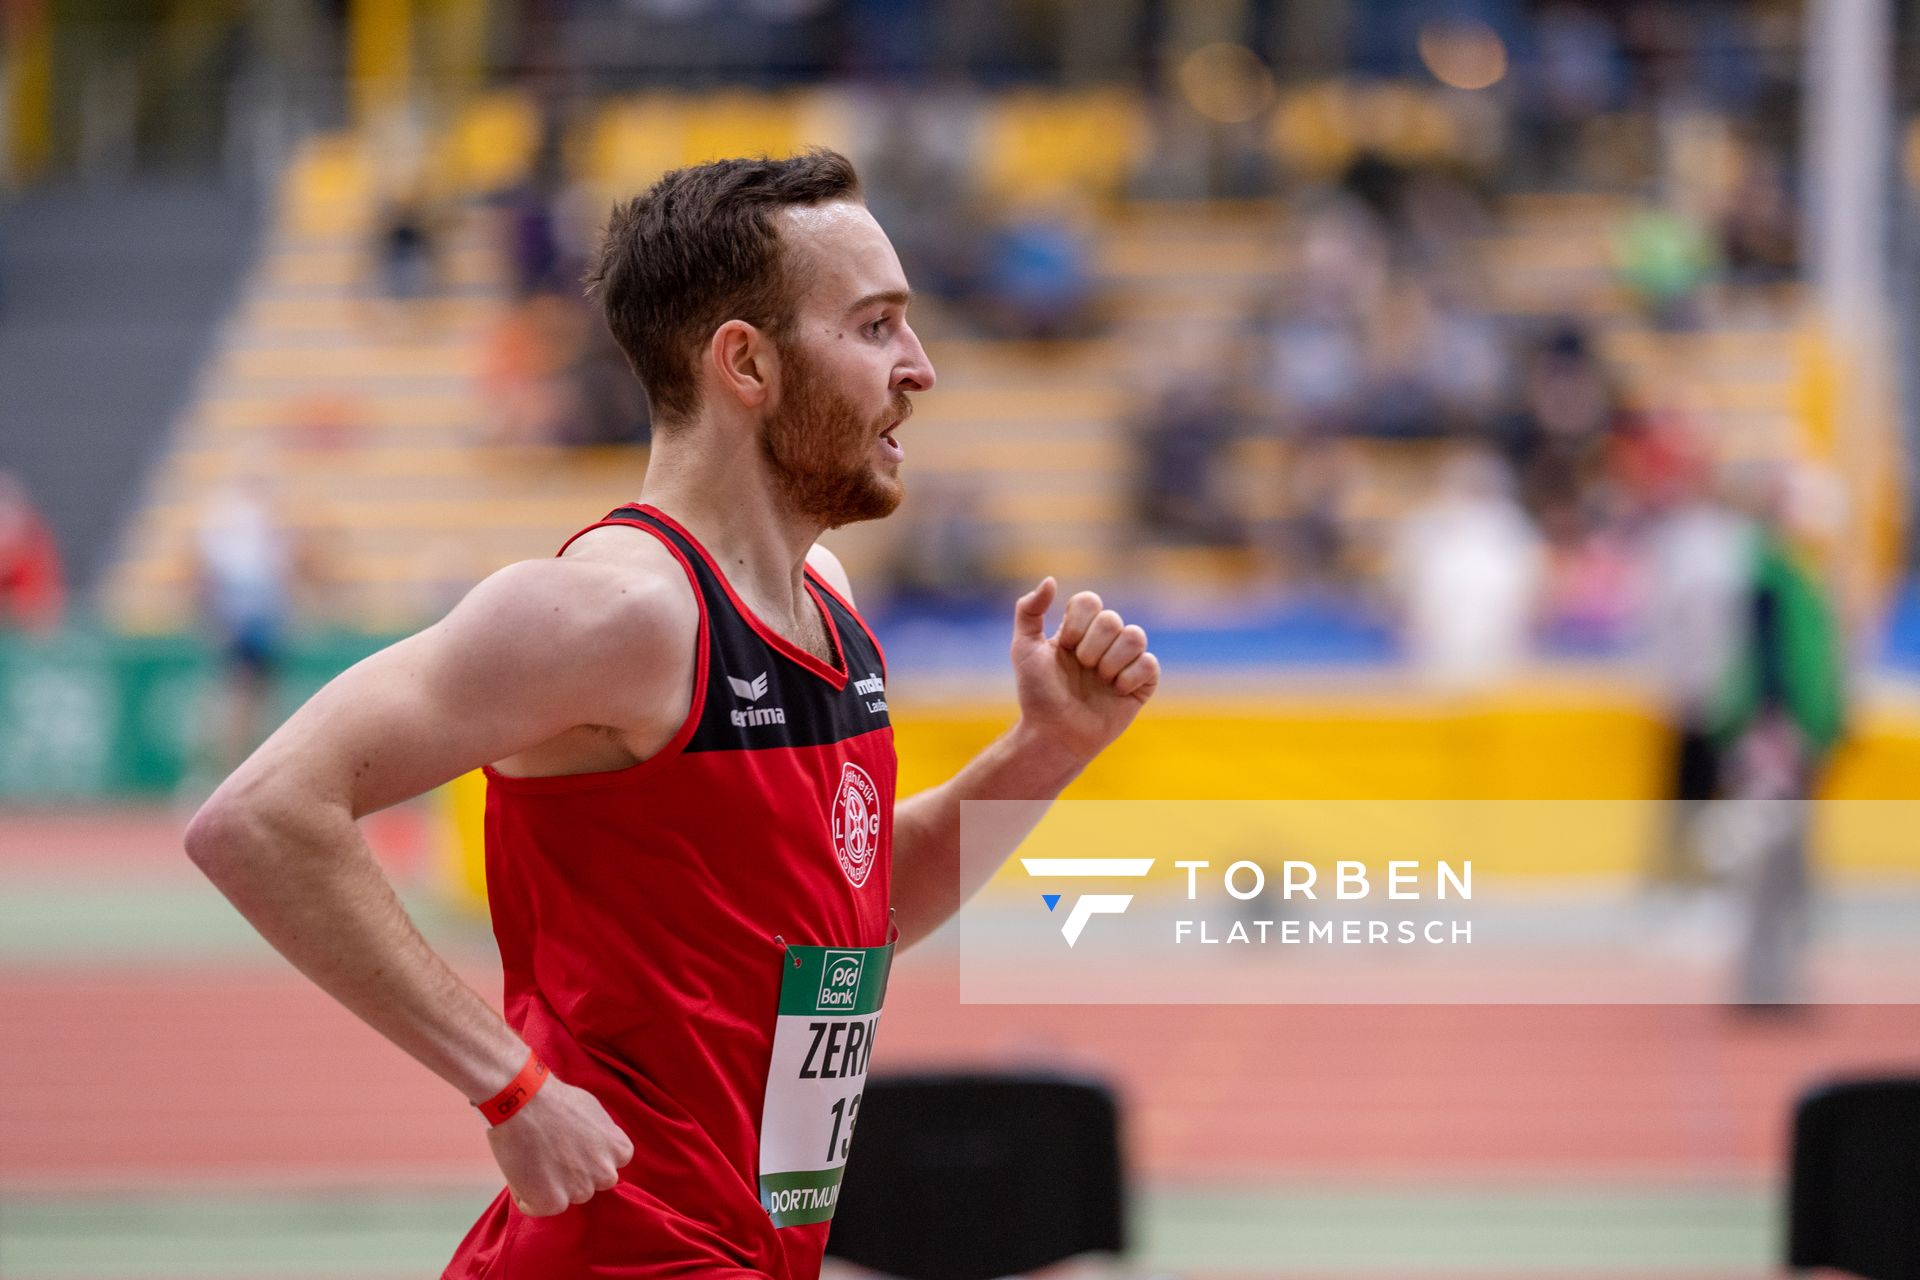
[443, 504, 895, 1279]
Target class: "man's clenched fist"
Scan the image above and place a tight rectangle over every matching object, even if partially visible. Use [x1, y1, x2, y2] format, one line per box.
[486, 1075, 635, 1216]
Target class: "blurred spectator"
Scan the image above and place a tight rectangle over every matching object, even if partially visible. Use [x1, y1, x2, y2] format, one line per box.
[480, 291, 590, 446]
[1263, 175, 1507, 444]
[555, 316, 653, 448]
[1612, 202, 1720, 329]
[1718, 147, 1798, 286]
[1608, 398, 1705, 513]
[1620, 4, 1698, 108]
[1398, 167, 1498, 273]
[1501, 323, 1620, 518]
[1355, 283, 1446, 438]
[978, 200, 1098, 341]
[1537, 498, 1640, 650]
[1256, 197, 1383, 433]
[1424, 288, 1511, 430]
[858, 96, 1056, 334]
[1261, 305, 1364, 435]
[504, 175, 567, 298]
[284, 392, 369, 452]
[0, 472, 65, 634]
[1642, 447, 1753, 890]
[882, 479, 1005, 615]
[1131, 368, 1245, 548]
[1704, 464, 1847, 1006]
[860, 92, 991, 308]
[191, 472, 323, 773]
[1338, 150, 1411, 228]
[480, 289, 649, 449]
[1514, 3, 1627, 188]
[500, 131, 593, 300]
[1387, 448, 1544, 688]
[1268, 438, 1357, 588]
[376, 186, 440, 300]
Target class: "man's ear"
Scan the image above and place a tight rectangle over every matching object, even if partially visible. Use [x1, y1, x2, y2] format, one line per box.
[708, 320, 775, 412]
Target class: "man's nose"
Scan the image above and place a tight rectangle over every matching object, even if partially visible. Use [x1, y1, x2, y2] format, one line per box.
[896, 331, 936, 393]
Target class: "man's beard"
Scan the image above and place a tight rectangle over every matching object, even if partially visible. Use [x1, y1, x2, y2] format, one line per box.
[761, 342, 909, 529]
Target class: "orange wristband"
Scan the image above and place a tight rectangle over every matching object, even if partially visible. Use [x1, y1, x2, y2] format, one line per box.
[474, 1050, 549, 1126]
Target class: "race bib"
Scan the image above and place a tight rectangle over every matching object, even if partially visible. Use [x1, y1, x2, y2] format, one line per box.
[758, 941, 893, 1227]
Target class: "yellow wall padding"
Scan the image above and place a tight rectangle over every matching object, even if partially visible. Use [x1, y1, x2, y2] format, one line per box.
[443, 686, 1920, 909]
[440, 767, 490, 914]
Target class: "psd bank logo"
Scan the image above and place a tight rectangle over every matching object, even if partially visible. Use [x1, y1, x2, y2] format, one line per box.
[1020, 858, 1155, 947]
[815, 950, 864, 1012]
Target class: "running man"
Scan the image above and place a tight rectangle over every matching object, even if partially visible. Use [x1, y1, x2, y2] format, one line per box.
[185, 150, 1158, 1279]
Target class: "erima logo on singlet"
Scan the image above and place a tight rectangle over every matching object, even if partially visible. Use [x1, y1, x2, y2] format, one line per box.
[728, 671, 786, 727]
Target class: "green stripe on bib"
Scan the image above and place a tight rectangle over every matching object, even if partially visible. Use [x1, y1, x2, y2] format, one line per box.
[760, 1166, 846, 1227]
[776, 944, 891, 1017]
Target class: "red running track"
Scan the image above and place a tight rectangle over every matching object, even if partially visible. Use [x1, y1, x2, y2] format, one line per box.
[7, 958, 1919, 1185]
[6, 808, 1915, 1186]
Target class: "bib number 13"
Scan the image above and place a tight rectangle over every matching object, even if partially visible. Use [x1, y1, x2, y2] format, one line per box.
[758, 943, 892, 1228]
[826, 1090, 861, 1161]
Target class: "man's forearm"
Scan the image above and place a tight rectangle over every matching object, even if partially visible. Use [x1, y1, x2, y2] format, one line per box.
[890, 719, 1088, 948]
[185, 791, 526, 1104]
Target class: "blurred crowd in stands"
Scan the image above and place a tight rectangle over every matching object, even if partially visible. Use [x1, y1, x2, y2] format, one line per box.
[370, 135, 657, 449]
[20, 0, 1854, 692]
[1121, 112, 1810, 669]
[346, 0, 1817, 634]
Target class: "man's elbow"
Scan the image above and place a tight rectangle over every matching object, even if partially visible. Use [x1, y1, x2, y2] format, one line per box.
[185, 779, 288, 882]
[185, 792, 250, 880]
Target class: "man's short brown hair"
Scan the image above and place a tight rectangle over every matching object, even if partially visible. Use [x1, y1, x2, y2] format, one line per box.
[585, 149, 863, 427]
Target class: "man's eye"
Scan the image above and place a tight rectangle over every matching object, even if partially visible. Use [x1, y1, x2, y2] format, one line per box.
[866, 318, 889, 338]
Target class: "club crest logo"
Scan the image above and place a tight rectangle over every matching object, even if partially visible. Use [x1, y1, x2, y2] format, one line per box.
[831, 762, 881, 888]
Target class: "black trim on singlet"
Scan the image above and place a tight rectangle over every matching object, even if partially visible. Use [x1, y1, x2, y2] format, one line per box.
[603, 506, 891, 754]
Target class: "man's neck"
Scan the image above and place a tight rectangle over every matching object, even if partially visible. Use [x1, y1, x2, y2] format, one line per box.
[637, 431, 824, 628]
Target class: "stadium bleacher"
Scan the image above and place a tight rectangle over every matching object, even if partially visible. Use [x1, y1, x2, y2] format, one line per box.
[100, 89, 1821, 640]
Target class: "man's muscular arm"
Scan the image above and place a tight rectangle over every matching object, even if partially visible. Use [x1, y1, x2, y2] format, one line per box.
[805, 548, 1159, 951]
[184, 556, 694, 1215]
[889, 580, 1157, 947]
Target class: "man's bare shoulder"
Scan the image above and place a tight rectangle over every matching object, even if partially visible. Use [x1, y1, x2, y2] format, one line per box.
[430, 538, 700, 771]
[805, 542, 856, 604]
[560, 521, 686, 572]
[445, 537, 697, 676]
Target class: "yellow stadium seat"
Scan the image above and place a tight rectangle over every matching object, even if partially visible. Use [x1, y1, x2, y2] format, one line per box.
[436, 90, 542, 196]
[978, 90, 1144, 204]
